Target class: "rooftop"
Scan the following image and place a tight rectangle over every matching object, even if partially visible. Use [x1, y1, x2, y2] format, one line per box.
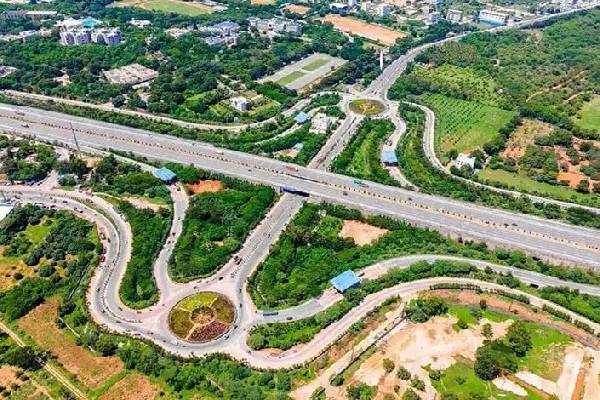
[382, 150, 398, 164]
[330, 270, 360, 292]
[154, 167, 176, 182]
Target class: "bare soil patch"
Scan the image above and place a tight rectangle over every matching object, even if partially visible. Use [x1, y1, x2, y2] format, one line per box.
[18, 301, 124, 389]
[101, 373, 158, 400]
[502, 119, 554, 160]
[126, 196, 164, 212]
[187, 179, 224, 195]
[284, 4, 310, 14]
[0, 365, 18, 387]
[250, 0, 275, 4]
[339, 220, 389, 246]
[321, 15, 407, 46]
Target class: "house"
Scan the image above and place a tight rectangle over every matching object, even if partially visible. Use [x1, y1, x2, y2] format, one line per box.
[479, 9, 509, 25]
[330, 270, 360, 293]
[428, 11, 441, 23]
[376, 3, 391, 17]
[294, 111, 309, 124]
[455, 153, 476, 170]
[382, 150, 398, 166]
[154, 167, 176, 183]
[446, 9, 463, 23]
[230, 96, 251, 112]
[128, 19, 151, 28]
[91, 28, 121, 46]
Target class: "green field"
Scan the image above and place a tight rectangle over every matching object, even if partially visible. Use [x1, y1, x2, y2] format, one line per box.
[574, 95, 600, 133]
[477, 168, 600, 208]
[276, 71, 306, 86]
[424, 94, 517, 155]
[114, 0, 212, 16]
[517, 322, 572, 381]
[303, 58, 329, 71]
[433, 361, 544, 400]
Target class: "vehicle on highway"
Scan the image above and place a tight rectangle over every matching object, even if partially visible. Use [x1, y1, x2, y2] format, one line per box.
[281, 186, 310, 197]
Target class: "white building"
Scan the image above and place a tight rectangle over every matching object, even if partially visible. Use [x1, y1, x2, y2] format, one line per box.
[60, 29, 90, 46]
[446, 9, 463, 23]
[455, 153, 476, 170]
[91, 28, 121, 45]
[348, 0, 357, 7]
[310, 113, 336, 134]
[230, 97, 251, 112]
[247, 17, 302, 36]
[128, 18, 151, 28]
[479, 9, 509, 25]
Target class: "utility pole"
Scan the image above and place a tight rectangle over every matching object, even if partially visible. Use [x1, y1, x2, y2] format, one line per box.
[70, 122, 80, 153]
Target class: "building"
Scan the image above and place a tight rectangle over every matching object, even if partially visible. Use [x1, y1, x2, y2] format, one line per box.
[382, 150, 398, 166]
[0, 66, 16, 77]
[154, 167, 176, 183]
[446, 9, 463, 23]
[310, 113, 335, 134]
[376, 3, 391, 17]
[230, 96, 251, 112]
[103, 64, 158, 86]
[455, 153, 476, 170]
[128, 18, 151, 28]
[60, 29, 90, 46]
[294, 111, 309, 124]
[330, 2, 349, 12]
[348, 0, 357, 7]
[0, 10, 57, 20]
[248, 17, 302, 36]
[56, 16, 101, 30]
[91, 28, 121, 46]
[0, 28, 51, 42]
[330, 270, 360, 293]
[479, 9, 509, 25]
[428, 11, 441, 23]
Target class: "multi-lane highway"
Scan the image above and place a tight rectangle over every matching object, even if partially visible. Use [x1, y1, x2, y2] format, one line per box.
[1, 104, 599, 269]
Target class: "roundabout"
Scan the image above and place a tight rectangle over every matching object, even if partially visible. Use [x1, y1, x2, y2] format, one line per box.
[348, 98, 386, 116]
[168, 291, 235, 343]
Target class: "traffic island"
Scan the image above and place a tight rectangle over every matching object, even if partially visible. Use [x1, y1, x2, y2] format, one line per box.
[349, 99, 385, 116]
[169, 291, 235, 342]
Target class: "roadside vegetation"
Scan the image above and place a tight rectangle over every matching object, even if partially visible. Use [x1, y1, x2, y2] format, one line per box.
[0, 135, 57, 184]
[166, 163, 275, 281]
[249, 202, 600, 310]
[332, 119, 398, 186]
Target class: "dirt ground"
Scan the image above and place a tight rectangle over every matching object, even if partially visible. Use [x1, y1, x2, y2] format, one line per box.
[0, 253, 36, 291]
[126, 197, 164, 212]
[101, 373, 158, 400]
[250, 0, 275, 4]
[328, 315, 511, 399]
[284, 4, 310, 14]
[274, 148, 299, 159]
[0, 365, 18, 387]
[187, 180, 224, 195]
[18, 301, 124, 389]
[321, 15, 407, 46]
[339, 220, 389, 246]
[502, 119, 554, 160]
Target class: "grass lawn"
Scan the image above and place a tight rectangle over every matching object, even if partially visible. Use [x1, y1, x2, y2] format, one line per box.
[477, 168, 600, 208]
[349, 99, 385, 116]
[434, 360, 544, 400]
[573, 95, 600, 133]
[424, 94, 516, 155]
[448, 304, 511, 330]
[113, 0, 212, 15]
[276, 71, 306, 86]
[303, 58, 329, 71]
[178, 292, 218, 311]
[518, 322, 572, 381]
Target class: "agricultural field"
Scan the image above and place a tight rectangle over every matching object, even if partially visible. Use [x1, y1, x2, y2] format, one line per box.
[424, 94, 517, 156]
[574, 95, 600, 134]
[18, 301, 124, 390]
[111, 0, 213, 15]
[169, 292, 235, 342]
[321, 15, 407, 46]
[259, 53, 347, 91]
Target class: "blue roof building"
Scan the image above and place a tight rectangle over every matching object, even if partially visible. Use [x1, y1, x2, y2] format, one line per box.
[330, 270, 360, 293]
[382, 150, 398, 166]
[81, 17, 101, 29]
[154, 167, 176, 183]
[295, 111, 309, 124]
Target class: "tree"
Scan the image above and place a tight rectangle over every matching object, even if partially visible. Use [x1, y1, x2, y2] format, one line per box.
[474, 341, 517, 380]
[479, 299, 487, 310]
[397, 366, 411, 380]
[410, 377, 425, 391]
[576, 179, 590, 193]
[505, 321, 532, 356]
[383, 358, 395, 374]
[0, 346, 39, 370]
[402, 388, 421, 400]
[346, 383, 376, 400]
[482, 323, 493, 340]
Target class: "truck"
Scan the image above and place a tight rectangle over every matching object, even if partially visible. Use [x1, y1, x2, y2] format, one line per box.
[286, 165, 299, 172]
[353, 179, 368, 187]
[281, 186, 309, 197]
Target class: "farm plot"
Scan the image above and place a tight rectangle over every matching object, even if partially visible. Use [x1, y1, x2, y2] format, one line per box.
[18, 301, 124, 389]
[321, 15, 407, 46]
[259, 53, 347, 91]
[424, 94, 517, 154]
[169, 292, 235, 342]
[111, 0, 213, 15]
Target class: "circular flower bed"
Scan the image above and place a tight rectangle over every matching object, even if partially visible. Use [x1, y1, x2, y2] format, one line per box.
[169, 292, 235, 343]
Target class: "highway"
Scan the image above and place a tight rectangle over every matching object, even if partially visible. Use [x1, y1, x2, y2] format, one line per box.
[1, 105, 599, 269]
